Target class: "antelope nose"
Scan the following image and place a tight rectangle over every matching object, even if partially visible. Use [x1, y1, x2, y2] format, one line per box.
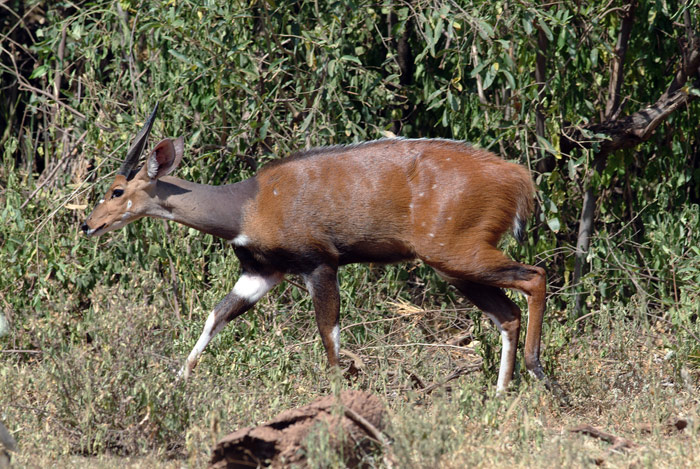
[81, 223, 89, 234]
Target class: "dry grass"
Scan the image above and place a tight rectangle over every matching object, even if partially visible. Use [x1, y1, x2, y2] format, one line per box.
[2, 276, 698, 468]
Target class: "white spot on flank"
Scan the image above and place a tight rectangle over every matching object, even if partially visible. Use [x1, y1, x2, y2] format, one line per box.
[447, 216, 452, 221]
[273, 188, 279, 196]
[232, 273, 280, 302]
[409, 203, 413, 209]
[331, 324, 340, 358]
[439, 242, 445, 246]
[446, 157, 451, 161]
[428, 233, 435, 238]
[231, 234, 250, 247]
[432, 184, 437, 189]
[418, 192, 424, 197]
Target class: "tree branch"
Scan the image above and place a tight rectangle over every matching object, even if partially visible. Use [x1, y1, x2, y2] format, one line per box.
[605, 1, 636, 120]
[535, 19, 550, 173]
[562, 46, 700, 157]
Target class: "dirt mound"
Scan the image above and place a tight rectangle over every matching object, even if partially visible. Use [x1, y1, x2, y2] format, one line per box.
[209, 390, 387, 468]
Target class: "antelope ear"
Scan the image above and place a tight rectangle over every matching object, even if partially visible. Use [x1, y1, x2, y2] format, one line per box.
[147, 137, 184, 180]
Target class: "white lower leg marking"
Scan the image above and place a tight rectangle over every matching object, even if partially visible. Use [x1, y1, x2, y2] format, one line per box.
[497, 330, 513, 392]
[331, 324, 340, 358]
[179, 310, 218, 377]
[232, 273, 280, 302]
[486, 314, 513, 392]
[188, 310, 217, 362]
[179, 273, 281, 378]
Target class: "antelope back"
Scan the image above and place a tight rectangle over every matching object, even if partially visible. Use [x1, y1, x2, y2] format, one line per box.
[238, 139, 533, 267]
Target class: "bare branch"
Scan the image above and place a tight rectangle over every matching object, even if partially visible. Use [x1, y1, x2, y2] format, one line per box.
[569, 424, 638, 451]
[51, 26, 67, 128]
[535, 19, 549, 172]
[15, 77, 113, 132]
[663, 47, 700, 99]
[562, 45, 700, 156]
[471, 44, 487, 105]
[605, 1, 637, 120]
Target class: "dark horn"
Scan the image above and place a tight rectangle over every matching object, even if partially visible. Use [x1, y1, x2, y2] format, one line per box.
[118, 102, 159, 177]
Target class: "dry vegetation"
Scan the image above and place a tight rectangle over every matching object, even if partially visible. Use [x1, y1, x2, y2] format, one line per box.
[2, 269, 698, 467]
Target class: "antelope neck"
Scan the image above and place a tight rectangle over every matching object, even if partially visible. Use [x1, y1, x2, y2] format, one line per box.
[150, 176, 257, 240]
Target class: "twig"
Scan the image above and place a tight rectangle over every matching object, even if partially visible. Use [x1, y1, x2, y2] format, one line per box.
[569, 424, 638, 451]
[644, 311, 700, 344]
[0, 349, 42, 354]
[52, 26, 68, 128]
[420, 362, 483, 394]
[343, 406, 396, 469]
[31, 146, 116, 234]
[339, 348, 365, 371]
[15, 79, 112, 131]
[361, 342, 480, 355]
[20, 130, 88, 210]
[574, 310, 598, 324]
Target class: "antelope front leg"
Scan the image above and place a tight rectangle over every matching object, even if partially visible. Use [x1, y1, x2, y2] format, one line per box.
[180, 271, 282, 379]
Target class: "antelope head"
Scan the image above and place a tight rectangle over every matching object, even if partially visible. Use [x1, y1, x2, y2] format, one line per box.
[81, 103, 183, 236]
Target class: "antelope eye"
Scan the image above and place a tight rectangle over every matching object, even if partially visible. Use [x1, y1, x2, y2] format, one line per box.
[111, 188, 125, 198]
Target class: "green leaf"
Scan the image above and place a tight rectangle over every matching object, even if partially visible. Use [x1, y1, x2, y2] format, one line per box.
[29, 64, 50, 80]
[536, 134, 556, 155]
[482, 67, 496, 90]
[340, 55, 362, 65]
[168, 49, 192, 65]
[502, 70, 516, 89]
[547, 217, 561, 232]
[299, 111, 314, 132]
[470, 61, 488, 78]
[537, 17, 553, 41]
[477, 19, 494, 39]
[432, 17, 444, 51]
[447, 90, 459, 111]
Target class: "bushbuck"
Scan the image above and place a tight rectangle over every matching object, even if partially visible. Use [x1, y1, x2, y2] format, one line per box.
[82, 104, 547, 392]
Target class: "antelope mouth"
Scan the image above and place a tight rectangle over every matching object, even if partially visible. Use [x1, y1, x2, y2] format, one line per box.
[83, 223, 107, 237]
